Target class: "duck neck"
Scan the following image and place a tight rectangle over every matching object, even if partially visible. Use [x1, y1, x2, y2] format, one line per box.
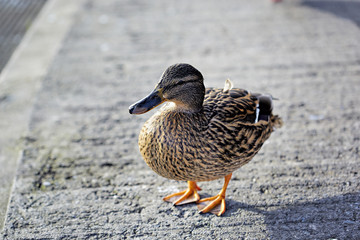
[172, 84, 205, 113]
[172, 100, 203, 113]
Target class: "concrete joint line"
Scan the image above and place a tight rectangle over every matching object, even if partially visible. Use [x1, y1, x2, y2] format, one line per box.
[0, 0, 85, 231]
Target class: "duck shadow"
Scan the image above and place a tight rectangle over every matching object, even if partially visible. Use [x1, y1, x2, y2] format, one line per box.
[226, 192, 360, 239]
[302, 0, 360, 28]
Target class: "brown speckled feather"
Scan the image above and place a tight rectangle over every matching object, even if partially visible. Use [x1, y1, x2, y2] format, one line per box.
[138, 87, 282, 182]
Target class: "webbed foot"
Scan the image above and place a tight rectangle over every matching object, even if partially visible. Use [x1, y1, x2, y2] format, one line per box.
[163, 181, 201, 205]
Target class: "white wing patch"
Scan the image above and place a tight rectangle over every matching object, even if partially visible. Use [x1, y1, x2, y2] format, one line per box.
[255, 103, 260, 123]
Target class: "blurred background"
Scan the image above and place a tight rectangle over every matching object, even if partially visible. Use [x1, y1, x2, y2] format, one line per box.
[0, 0, 47, 72]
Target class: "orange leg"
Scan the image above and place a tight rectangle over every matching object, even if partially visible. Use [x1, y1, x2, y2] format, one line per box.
[163, 181, 201, 205]
[197, 173, 232, 216]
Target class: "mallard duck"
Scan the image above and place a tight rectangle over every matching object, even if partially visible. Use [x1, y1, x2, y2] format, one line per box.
[129, 63, 282, 216]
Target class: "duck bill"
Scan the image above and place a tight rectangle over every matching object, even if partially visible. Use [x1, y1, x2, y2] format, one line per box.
[129, 89, 165, 115]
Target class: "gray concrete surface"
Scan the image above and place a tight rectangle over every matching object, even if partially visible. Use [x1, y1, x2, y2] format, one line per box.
[0, 0, 85, 231]
[1, 0, 360, 239]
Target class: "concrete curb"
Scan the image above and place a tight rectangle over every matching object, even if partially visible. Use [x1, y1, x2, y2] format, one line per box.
[0, 0, 85, 230]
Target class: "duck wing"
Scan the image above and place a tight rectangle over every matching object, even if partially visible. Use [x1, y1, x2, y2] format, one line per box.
[201, 87, 278, 164]
[203, 88, 271, 125]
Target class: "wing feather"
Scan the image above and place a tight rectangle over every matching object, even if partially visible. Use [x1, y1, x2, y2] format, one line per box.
[203, 88, 259, 124]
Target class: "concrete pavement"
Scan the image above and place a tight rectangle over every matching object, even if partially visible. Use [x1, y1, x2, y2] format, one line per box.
[1, 0, 360, 239]
[0, 0, 85, 231]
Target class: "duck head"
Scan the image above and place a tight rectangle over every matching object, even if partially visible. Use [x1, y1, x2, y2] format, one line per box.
[129, 63, 205, 114]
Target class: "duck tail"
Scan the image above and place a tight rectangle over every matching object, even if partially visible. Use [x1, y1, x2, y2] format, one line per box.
[257, 95, 273, 122]
[253, 93, 283, 129]
[270, 114, 283, 129]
